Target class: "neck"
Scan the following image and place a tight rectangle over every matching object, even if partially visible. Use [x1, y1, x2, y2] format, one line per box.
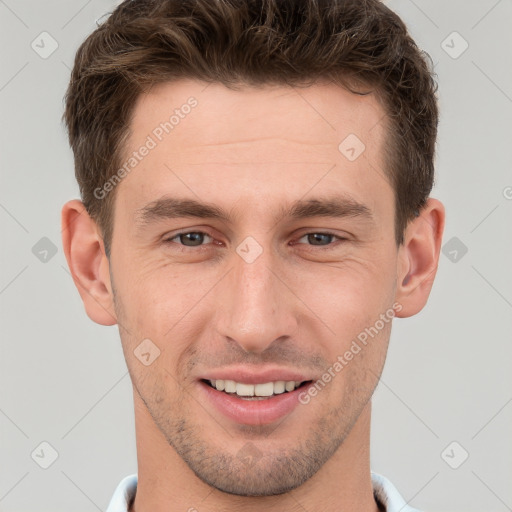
[130, 389, 379, 512]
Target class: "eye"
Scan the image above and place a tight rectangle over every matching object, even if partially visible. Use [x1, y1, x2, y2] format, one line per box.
[295, 232, 345, 247]
[164, 231, 214, 247]
[162, 230, 345, 251]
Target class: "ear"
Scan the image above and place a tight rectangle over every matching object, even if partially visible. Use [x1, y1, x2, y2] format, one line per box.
[61, 199, 117, 326]
[395, 198, 445, 318]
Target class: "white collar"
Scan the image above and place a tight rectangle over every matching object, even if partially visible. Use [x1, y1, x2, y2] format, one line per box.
[106, 471, 421, 512]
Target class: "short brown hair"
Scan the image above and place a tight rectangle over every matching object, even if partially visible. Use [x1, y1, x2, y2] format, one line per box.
[64, 0, 438, 257]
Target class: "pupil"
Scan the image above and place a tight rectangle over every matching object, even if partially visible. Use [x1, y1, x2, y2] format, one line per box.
[182, 233, 203, 246]
[309, 233, 331, 245]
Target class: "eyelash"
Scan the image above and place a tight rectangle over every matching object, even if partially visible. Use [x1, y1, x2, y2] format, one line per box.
[163, 230, 346, 251]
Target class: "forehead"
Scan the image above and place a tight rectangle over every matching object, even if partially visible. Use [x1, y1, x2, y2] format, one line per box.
[115, 79, 392, 224]
[132, 78, 385, 150]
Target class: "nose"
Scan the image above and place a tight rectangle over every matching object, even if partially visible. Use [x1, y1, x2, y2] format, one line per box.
[214, 244, 299, 354]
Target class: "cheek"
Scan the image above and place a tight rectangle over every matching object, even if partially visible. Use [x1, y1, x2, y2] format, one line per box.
[115, 255, 201, 328]
[328, 317, 391, 401]
[113, 261, 219, 384]
[294, 255, 397, 339]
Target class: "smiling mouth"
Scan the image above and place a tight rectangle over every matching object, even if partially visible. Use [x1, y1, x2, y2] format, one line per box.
[201, 379, 312, 400]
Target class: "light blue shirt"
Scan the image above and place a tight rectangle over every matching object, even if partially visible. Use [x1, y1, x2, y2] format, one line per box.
[106, 472, 421, 511]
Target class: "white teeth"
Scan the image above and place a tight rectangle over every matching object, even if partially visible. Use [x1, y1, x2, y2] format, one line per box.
[209, 379, 303, 396]
[285, 381, 296, 392]
[254, 382, 274, 397]
[236, 383, 255, 397]
[273, 381, 286, 394]
[224, 380, 236, 393]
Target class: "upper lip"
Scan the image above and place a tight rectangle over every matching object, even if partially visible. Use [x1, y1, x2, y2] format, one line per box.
[199, 366, 314, 385]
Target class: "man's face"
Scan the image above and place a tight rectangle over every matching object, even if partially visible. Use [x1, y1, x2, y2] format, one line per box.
[110, 79, 399, 495]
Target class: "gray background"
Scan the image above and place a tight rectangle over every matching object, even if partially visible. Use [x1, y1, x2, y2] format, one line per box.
[1, 0, 511, 511]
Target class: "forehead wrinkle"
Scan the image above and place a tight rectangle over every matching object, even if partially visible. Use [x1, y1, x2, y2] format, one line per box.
[180, 137, 333, 151]
[133, 193, 374, 231]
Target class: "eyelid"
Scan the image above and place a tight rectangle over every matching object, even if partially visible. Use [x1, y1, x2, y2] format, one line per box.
[163, 229, 347, 251]
[163, 229, 215, 245]
[293, 231, 348, 249]
[295, 231, 346, 242]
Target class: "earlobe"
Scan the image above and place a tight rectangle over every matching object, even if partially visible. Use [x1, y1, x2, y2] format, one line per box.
[395, 198, 445, 318]
[61, 200, 117, 326]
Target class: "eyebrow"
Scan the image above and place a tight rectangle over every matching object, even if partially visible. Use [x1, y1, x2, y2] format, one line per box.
[134, 194, 373, 227]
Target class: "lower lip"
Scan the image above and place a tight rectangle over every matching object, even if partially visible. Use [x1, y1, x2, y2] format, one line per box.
[199, 380, 309, 425]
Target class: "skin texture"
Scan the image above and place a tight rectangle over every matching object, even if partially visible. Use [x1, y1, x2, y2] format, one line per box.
[62, 79, 445, 512]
